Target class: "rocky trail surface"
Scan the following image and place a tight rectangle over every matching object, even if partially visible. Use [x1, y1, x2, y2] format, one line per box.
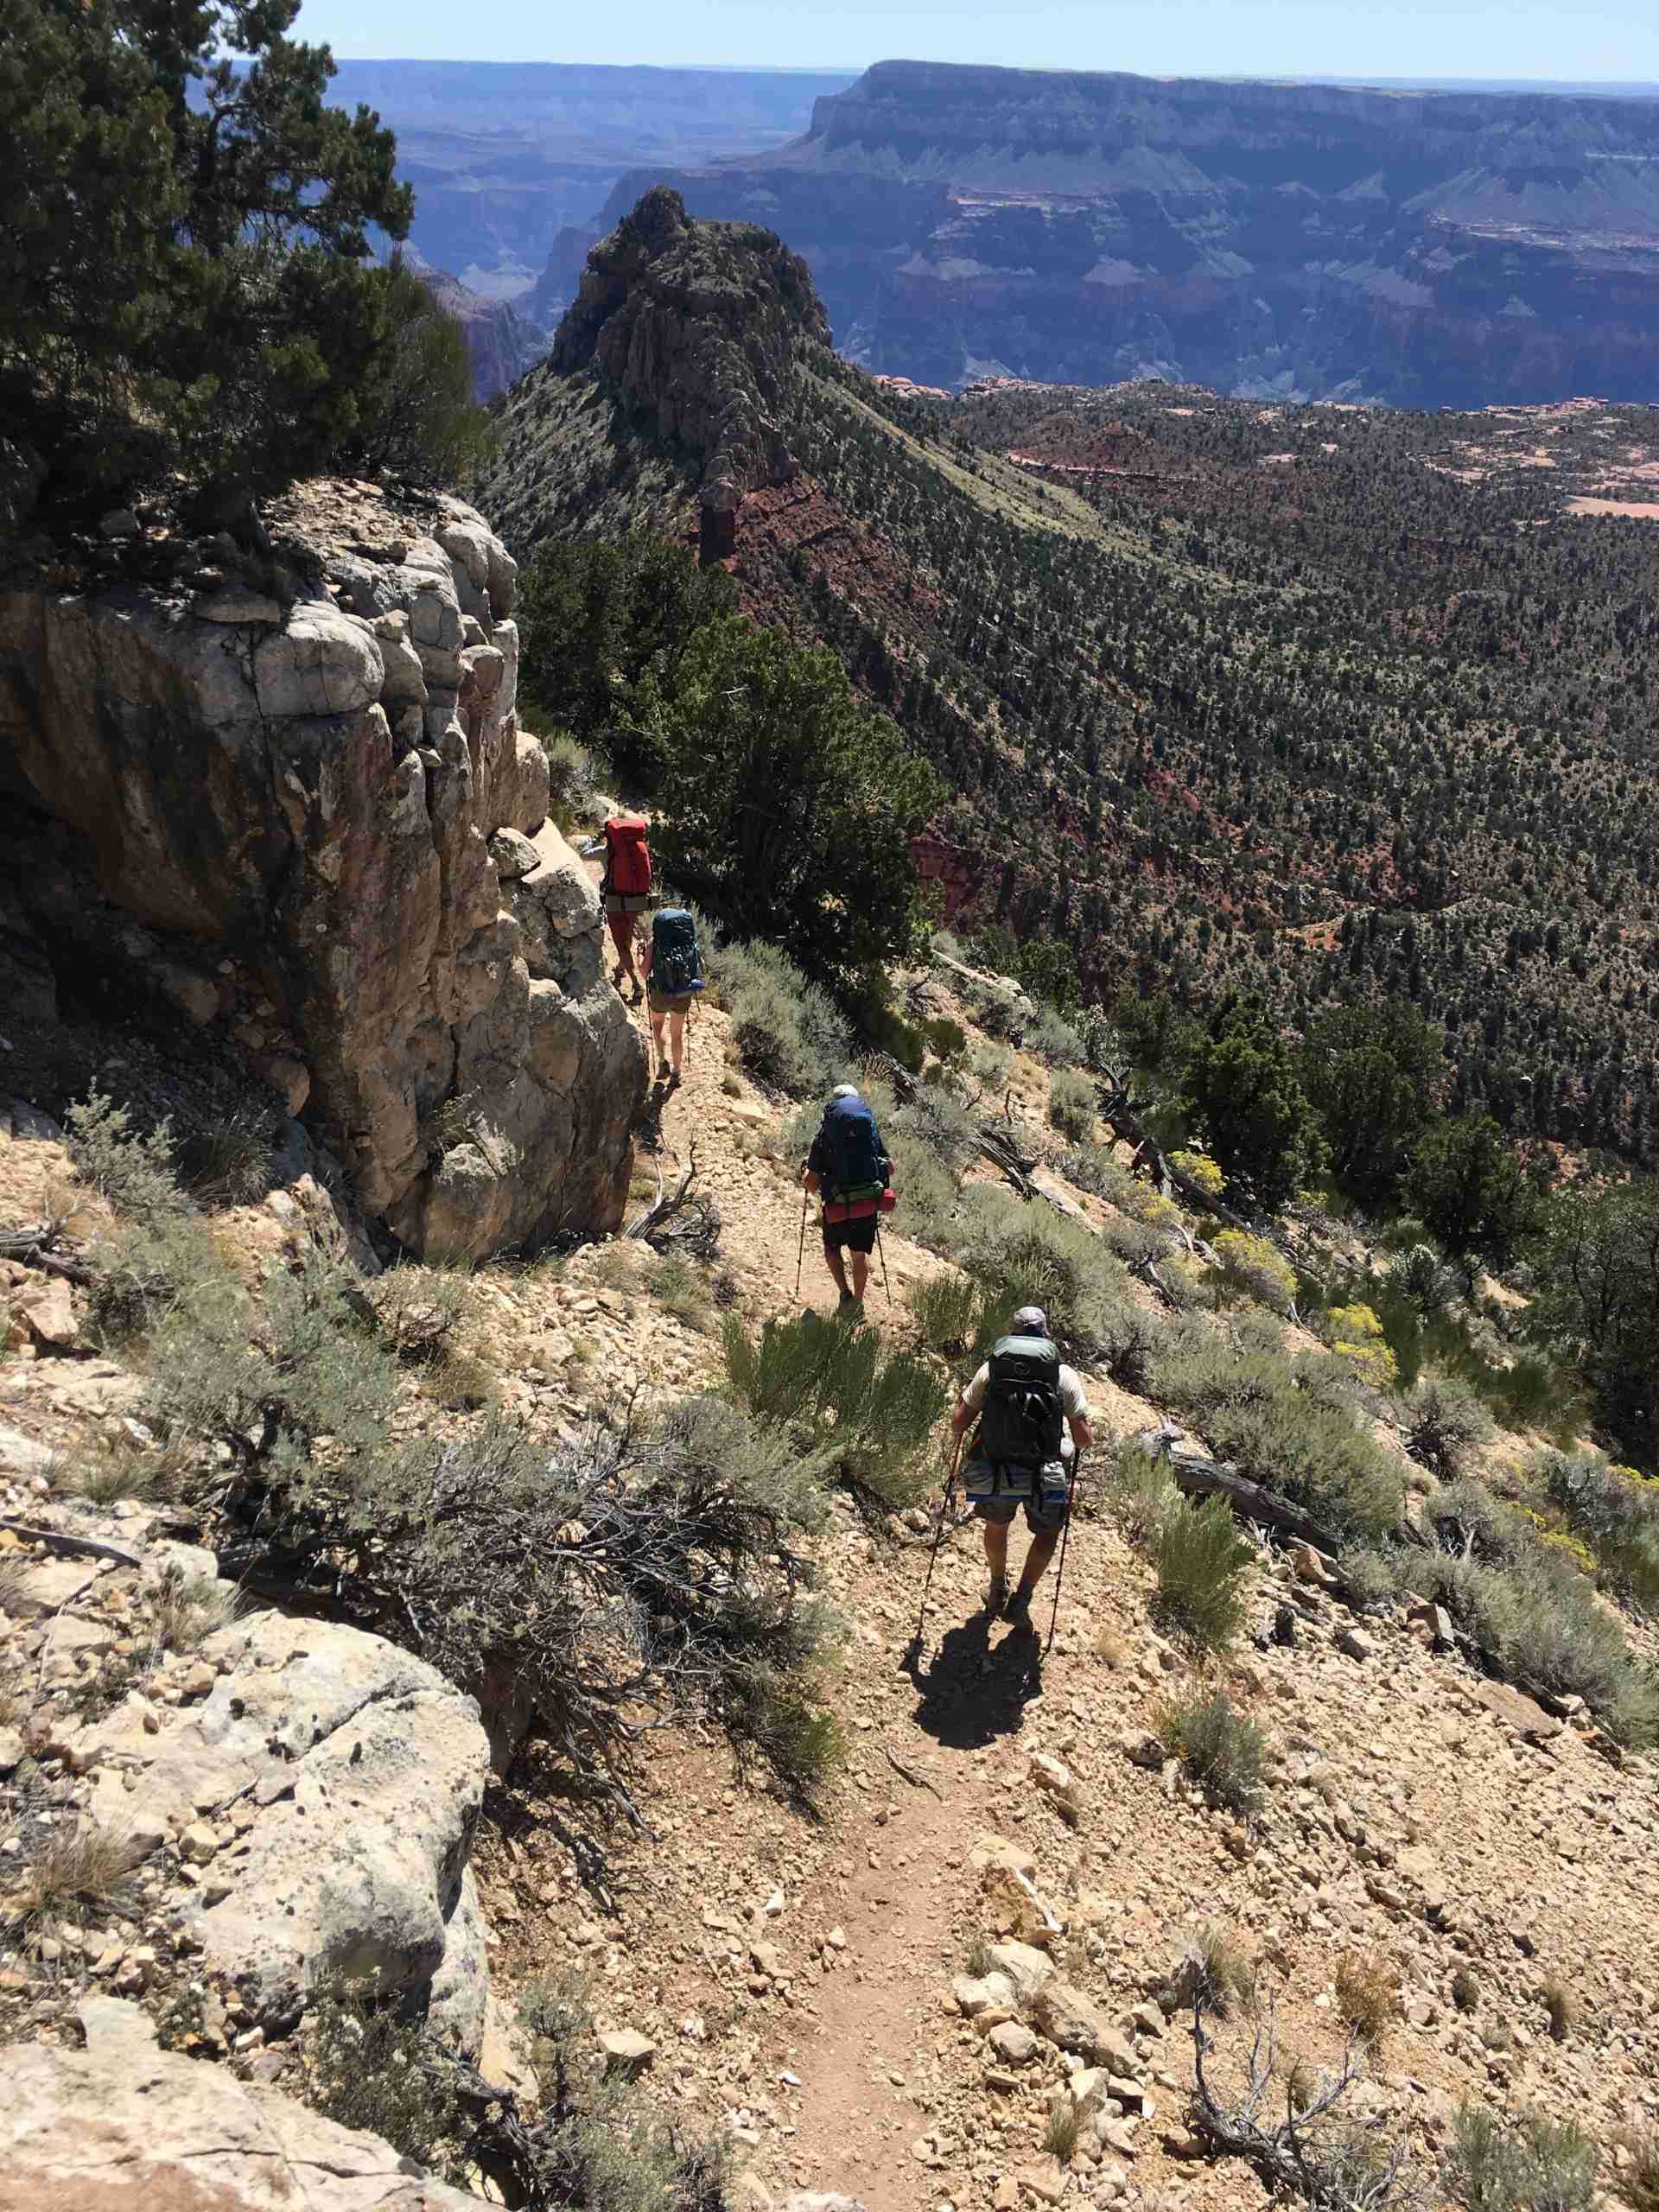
[6, 946, 1659, 2212]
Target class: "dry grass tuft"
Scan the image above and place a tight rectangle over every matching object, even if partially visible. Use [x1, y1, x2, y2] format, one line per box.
[3, 1821, 143, 1937]
[1542, 1977, 1578, 2042]
[1333, 1949, 1395, 2045]
[150, 1567, 240, 1655]
[1044, 2098, 1083, 2163]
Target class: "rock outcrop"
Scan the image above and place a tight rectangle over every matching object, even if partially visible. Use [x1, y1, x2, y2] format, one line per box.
[575, 59, 1659, 404]
[1, 1997, 483, 2210]
[486, 189, 831, 553]
[0, 480, 645, 1260]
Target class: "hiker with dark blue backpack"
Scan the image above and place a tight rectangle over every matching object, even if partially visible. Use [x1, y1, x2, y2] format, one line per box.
[640, 906, 704, 1086]
[951, 1305, 1093, 1626]
[802, 1084, 893, 1311]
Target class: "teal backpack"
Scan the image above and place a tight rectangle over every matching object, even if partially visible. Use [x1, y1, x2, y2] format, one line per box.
[652, 908, 703, 997]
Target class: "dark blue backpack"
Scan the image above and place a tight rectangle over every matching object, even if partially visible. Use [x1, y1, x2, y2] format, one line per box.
[819, 1096, 887, 1203]
[652, 909, 703, 996]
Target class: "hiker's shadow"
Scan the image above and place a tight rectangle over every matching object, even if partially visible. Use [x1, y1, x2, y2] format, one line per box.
[902, 1609, 1045, 1751]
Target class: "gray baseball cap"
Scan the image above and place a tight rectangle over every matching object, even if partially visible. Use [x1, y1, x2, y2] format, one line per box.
[1012, 1305, 1049, 1336]
[831, 1083, 860, 1100]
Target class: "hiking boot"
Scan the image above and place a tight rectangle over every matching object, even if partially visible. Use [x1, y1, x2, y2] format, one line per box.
[657, 1061, 672, 1083]
[1004, 1581, 1036, 1623]
[983, 1573, 1008, 1615]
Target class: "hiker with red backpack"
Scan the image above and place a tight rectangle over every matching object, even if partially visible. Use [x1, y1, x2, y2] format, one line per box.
[951, 1306, 1092, 1624]
[802, 1084, 893, 1311]
[598, 814, 652, 1000]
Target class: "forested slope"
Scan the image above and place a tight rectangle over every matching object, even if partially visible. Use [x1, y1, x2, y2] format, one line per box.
[480, 198, 1659, 1164]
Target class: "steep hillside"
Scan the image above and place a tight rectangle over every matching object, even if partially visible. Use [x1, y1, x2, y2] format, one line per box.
[9, 924, 1659, 2212]
[479, 201, 1659, 1164]
[551, 59, 1659, 405]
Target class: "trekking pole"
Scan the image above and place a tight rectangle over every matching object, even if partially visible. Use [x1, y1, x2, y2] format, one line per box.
[793, 1186, 810, 1300]
[1046, 1451, 1082, 1656]
[874, 1217, 893, 1306]
[914, 1429, 964, 1649]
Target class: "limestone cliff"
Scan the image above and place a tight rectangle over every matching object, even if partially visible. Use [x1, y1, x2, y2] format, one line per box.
[0, 480, 645, 1260]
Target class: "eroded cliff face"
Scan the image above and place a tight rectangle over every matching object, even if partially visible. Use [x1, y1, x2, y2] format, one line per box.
[571, 60, 1659, 403]
[0, 481, 645, 1261]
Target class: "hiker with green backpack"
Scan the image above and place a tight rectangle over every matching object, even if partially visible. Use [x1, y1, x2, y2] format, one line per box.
[640, 905, 704, 1086]
[951, 1305, 1093, 1623]
[802, 1084, 893, 1311]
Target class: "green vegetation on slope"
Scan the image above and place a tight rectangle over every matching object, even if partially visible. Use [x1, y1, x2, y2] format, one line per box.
[4, 0, 488, 517]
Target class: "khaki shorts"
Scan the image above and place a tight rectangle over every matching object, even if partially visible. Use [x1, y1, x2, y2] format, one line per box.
[964, 1458, 1071, 1533]
[649, 988, 694, 1016]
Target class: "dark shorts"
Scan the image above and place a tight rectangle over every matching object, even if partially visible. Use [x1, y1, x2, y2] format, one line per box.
[649, 989, 694, 1016]
[604, 893, 649, 914]
[823, 1212, 878, 1255]
[965, 1458, 1071, 1534]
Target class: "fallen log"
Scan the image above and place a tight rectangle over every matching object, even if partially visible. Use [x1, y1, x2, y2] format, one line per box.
[1094, 1077, 1255, 1233]
[1134, 1422, 1344, 1554]
[0, 1519, 145, 1568]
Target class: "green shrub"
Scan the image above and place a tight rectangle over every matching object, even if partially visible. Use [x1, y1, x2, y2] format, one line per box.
[905, 1272, 982, 1357]
[543, 732, 602, 830]
[646, 1249, 715, 1333]
[1181, 1922, 1257, 2017]
[1028, 1006, 1084, 1067]
[1155, 1690, 1267, 1814]
[1390, 1242, 1457, 1315]
[706, 940, 853, 1096]
[515, 1972, 732, 2212]
[1541, 1453, 1659, 1611]
[1406, 1377, 1495, 1480]
[1151, 1337, 1403, 1542]
[298, 1975, 462, 2177]
[1096, 1440, 1179, 1545]
[176, 1119, 272, 1209]
[1147, 1494, 1256, 1656]
[1442, 2102, 1597, 2212]
[943, 1185, 1132, 1359]
[721, 1311, 949, 1510]
[1404, 1479, 1659, 1744]
[65, 1091, 188, 1224]
[1091, 1295, 1171, 1394]
[1048, 1068, 1096, 1141]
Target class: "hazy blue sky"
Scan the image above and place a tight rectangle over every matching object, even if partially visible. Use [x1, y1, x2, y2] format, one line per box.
[301, 0, 1659, 82]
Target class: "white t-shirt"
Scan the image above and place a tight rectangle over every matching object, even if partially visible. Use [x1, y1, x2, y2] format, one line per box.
[962, 1358, 1090, 1465]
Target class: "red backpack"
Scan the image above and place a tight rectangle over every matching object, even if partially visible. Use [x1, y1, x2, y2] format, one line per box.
[603, 814, 652, 898]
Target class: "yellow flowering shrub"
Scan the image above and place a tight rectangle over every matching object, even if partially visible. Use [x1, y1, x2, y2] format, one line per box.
[1168, 1149, 1224, 1196]
[1327, 1303, 1399, 1391]
[1211, 1230, 1297, 1315]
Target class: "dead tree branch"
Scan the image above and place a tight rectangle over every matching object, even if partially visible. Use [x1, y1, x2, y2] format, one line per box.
[1189, 1991, 1420, 2211]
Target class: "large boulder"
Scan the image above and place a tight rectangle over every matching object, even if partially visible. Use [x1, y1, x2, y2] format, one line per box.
[0, 1998, 481, 2210]
[86, 1610, 490, 2037]
[0, 483, 643, 1255]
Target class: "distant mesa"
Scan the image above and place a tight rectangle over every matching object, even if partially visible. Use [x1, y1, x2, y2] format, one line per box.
[525, 58, 1659, 405]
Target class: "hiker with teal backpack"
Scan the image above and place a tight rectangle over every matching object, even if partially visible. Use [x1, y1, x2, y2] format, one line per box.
[951, 1305, 1092, 1627]
[802, 1084, 893, 1311]
[641, 906, 703, 1086]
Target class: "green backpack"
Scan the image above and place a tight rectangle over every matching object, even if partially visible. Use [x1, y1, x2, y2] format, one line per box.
[977, 1334, 1064, 1466]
